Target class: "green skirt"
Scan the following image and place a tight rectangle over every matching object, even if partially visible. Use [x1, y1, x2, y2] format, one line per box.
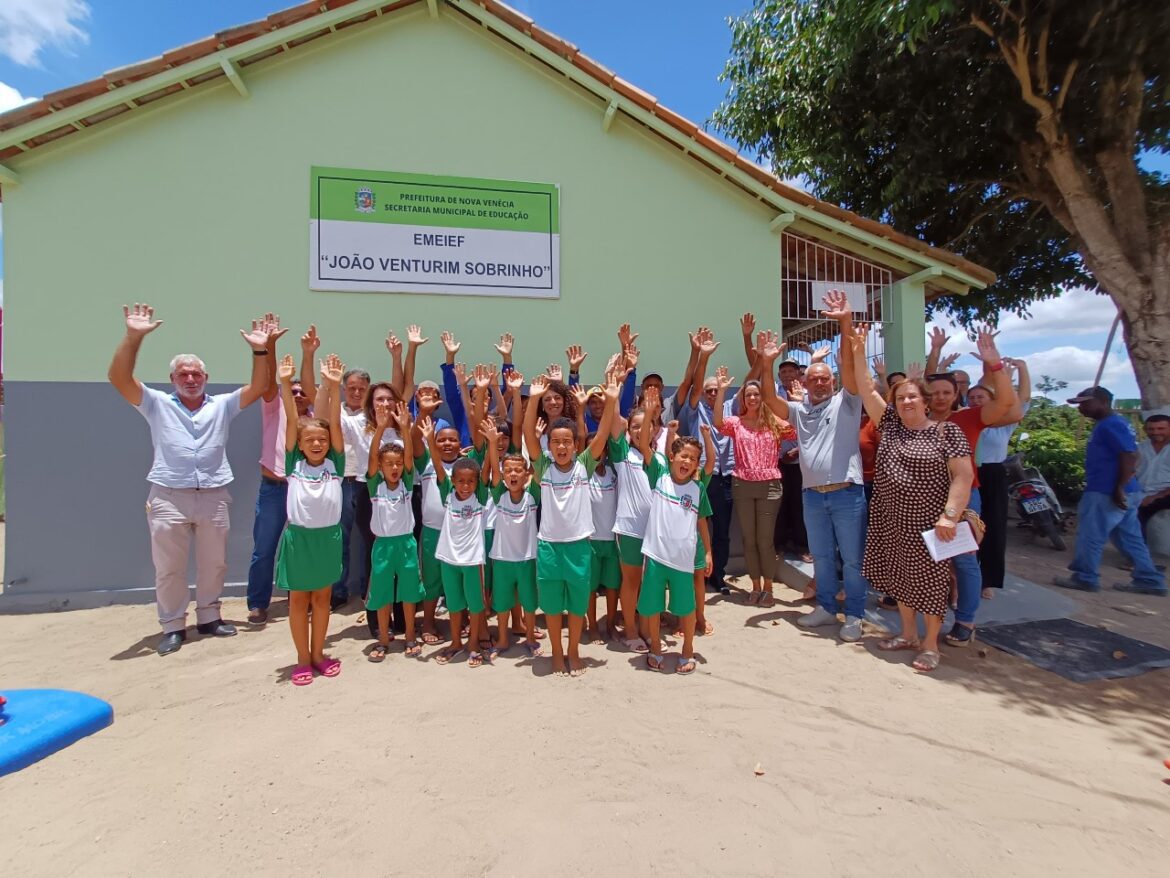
[277, 523, 342, 591]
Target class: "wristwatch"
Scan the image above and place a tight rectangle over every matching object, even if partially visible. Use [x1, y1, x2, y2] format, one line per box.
[944, 507, 959, 520]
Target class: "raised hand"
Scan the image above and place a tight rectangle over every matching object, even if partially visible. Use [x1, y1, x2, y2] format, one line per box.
[418, 394, 441, 417]
[623, 344, 640, 371]
[810, 344, 832, 363]
[906, 361, 924, 381]
[418, 416, 435, 444]
[566, 344, 588, 371]
[938, 352, 961, 370]
[441, 330, 461, 357]
[820, 288, 851, 321]
[407, 324, 428, 347]
[529, 375, 549, 398]
[699, 327, 719, 356]
[301, 324, 320, 355]
[453, 361, 468, 386]
[320, 353, 344, 385]
[535, 416, 547, 435]
[689, 329, 702, 352]
[123, 303, 164, 337]
[395, 400, 412, 429]
[928, 326, 949, 351]
[385, 331, 403, 356]
[787, 381, 805, 403]
[604, 371, 622, 401]
[571, 384, 589, 407]
[240, 318, 271, 351]
[667, 418, 679, 433]
[740, 312, 756, 338]
[277, 354, 296, 383]
[374, 404, 393, 430]
[546, 363, 563, 383]
[506, 370, 525, 393]
[756, 330, 785, 363]
[699, 422, 712, 439]
[872, 356, 886, 374]
[480, 417, 500, 444]
[260, 313, 289, 344]
[617, 323, 639, 350]
[473, 363, 492, 391]
[973, 326, 1002, 365]
[715, 365, 734, 390]
[494, 332, 514, 358]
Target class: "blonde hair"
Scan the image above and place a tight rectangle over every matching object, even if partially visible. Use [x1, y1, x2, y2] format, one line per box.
[742, 380, 788, 441]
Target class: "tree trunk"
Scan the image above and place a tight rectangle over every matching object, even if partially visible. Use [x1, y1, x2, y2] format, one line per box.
[1116, 274, 1170, 408]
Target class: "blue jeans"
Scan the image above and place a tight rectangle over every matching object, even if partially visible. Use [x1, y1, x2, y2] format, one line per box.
[803, 484, 869, 619]
[708, 473, 733, 582]
[245, 477, 287, 611]
[1070, 491, 1165, 588]
[952, 488, 982, 625]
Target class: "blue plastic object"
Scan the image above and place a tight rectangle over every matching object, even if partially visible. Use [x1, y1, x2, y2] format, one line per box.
[0, 689, 114, 776]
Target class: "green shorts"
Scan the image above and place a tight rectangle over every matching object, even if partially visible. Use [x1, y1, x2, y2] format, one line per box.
[440, 562, 486, 614]
[420, 526, 443, 601]
[368, 533, 422, 608]
[590, 539, 621, 592]
[694, 537, 708, 572]
[483, 530, 495, 590]
[638, 557, 697, 617]
[491, 558, 538, 614]
[616, 533, 644, 567]
[537, 538, 592, 617]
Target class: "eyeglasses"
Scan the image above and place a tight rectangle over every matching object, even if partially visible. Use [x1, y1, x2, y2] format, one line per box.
[926, 374, 955, 384]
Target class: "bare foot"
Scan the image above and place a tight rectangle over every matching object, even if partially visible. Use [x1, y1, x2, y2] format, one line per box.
[569, 656, 586, 677]
[982, 588, 994, 599]
[551, 655, 568, 676]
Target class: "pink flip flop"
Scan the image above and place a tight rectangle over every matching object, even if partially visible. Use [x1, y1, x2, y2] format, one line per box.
[313, 657, 342, 678]
[291, 664, 314, 686]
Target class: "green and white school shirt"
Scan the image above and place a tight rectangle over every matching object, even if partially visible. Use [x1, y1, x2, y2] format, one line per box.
[435, 480, 491, 566]
[533, 449, 598, 543]
[608, 435, 653, 539]
[641, 452, 712, 573]
[285, 448, 346, 528]
[367, 470, 415, 538]
[415, 446, 455, 530]
[489, 482, 540, 562]
[589, 463, 618, 542]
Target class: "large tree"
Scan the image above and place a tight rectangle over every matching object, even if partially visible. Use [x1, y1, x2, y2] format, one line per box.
[714, 0, 1170, 404]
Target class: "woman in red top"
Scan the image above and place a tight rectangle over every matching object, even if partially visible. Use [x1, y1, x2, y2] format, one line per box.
[713, 367, 796, 607]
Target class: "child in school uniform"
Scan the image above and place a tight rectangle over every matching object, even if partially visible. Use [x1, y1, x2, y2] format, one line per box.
[412, 405, 463, 646]
[608, 404, 655, 653]
[423, 416, 498, 668]
[276, 352, 346, 686]
[485, 377, 544, 659]
[523, 373, 620, 677]
[366, 401, 423, 661]
[636, 397, 713, 675]
[586, 434, 621, 643]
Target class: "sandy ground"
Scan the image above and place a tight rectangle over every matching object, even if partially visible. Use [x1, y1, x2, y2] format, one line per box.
[3, 546, 1170, 878]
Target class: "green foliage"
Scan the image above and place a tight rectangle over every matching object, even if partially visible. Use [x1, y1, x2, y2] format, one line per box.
[1009, 411, 1086, 502]
[1034, 375, 1069, 399]
[713, 0, 1170, 326]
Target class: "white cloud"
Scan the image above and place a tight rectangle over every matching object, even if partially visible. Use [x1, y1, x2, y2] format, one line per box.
[1023, 344, 1136, 398]
[994, 286, 1119, 340]
[0, 80, 35, 113]
[0, 0, 90, 67]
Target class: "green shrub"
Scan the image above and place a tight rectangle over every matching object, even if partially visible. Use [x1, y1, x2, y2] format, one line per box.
[1010, 427, 1085, 502]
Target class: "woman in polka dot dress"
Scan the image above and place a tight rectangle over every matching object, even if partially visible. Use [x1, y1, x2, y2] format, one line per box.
[847, 327, 973, 672]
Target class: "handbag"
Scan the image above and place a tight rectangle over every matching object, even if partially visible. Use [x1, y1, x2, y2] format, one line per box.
[961, 508, 986, 544]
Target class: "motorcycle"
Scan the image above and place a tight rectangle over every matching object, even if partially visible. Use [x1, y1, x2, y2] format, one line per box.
[1004, 449, 1067, 550]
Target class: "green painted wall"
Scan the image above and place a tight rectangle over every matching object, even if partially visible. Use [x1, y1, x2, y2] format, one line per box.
[4, 7, 779, 384]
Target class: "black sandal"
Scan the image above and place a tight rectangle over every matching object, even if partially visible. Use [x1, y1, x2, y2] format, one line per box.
[944, 623, 976, 648]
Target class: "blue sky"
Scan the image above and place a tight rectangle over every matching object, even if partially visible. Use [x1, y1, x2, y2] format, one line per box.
[0, 0, 1161, 400]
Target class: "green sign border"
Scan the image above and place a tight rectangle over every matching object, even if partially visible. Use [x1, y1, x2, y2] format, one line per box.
[311, 166, 559, 235]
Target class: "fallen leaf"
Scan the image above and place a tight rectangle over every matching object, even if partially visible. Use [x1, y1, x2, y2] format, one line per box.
[753, 763, 765, 776]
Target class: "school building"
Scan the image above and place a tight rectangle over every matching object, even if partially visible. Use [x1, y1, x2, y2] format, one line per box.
[0, 0, 993, 601]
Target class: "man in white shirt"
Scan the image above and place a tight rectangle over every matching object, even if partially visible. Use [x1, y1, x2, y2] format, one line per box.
[1138, 414, 1170, 539]
[108, 303, 270, 656]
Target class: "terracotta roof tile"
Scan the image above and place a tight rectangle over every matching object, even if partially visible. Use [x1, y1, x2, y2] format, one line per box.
[611, 77, 657, 112]
[43, 78, 108, 109]
[162, 37, 223, 68]
[134, 83, 185, 107]
[238, 45, 285, 67]
[0, 0, 994, 286]
[0, 146, 24, 161]
[78, 104, 133, 127]
[336, 9, 379, 29]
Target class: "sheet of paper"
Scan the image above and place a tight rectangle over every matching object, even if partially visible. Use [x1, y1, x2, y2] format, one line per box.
[921, 521, 979, 561]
